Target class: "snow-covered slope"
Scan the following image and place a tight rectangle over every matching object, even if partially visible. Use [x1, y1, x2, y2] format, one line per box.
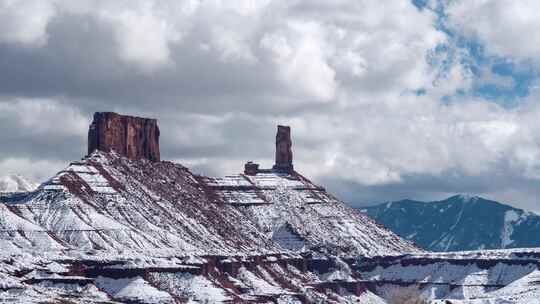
[0, 151, 419, 303]
[0, 174, 38, 193]
[2, 152, 539, 303]
[358, 248, 540, 303]
[455, 269, 540, 303]
[0, 250, 390, 303]
[362, 195, 540, 251]
[204, 171, 416, 257]
[0, 151, 417, 257]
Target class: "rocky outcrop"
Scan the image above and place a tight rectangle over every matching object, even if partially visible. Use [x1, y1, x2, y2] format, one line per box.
[273, 125, 293, 172]
[244, 161, 259, 175]
[87, 112, 160, 161]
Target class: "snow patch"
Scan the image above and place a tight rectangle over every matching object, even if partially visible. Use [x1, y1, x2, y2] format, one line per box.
[148, 272, 230, 303]
[457, 194, 479, 203]
[0, 175, 38, 193]
[272, 224, 306, 251]
[96, 276, 173, 303]
[501, 210, 519, 248]
[238, 266, 284, 296]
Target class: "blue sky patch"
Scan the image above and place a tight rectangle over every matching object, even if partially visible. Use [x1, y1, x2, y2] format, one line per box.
[421, 0, 538, 107]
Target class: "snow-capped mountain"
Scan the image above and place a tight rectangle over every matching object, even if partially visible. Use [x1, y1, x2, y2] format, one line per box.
[361, 194, 540, 251]
[1, 112, 539, 304]
[0, 174, 38, 193]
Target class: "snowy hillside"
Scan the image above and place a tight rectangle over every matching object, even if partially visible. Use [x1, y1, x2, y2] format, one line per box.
[1, 112, 538, 303]
[0, 151, 417, 257]
[362, 195, 540, 251]
[0, 174, 38, 193]
[358, 248, 540, 303]
[1, 153, 538, 304]
[1, 157, 538, 303]
[0, 151, 416, 303]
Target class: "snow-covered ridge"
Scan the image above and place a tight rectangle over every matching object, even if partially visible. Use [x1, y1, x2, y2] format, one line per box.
[1, 151, 538, 303]
[0, 174, 38, 193]
[0, 150, 419, 302]
[0, 249, 390, 303]
[0, 151, 418, 258]
[456, 194, 480, 203]
[363, 195, 540, 252]
[357, 248, 540, 303]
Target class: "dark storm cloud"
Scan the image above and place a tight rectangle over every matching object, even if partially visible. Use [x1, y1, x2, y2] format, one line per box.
[0, 98, 88, 162]
[0, 11, 313, 117]
[322, 171, 540, 210]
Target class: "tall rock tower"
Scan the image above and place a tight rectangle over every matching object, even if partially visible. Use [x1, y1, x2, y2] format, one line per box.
[273, 125, 293, 173]
[87, 112, 160, 161]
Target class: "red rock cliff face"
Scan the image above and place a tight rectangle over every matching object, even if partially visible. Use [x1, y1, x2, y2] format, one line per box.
[88, 112, 160, 161]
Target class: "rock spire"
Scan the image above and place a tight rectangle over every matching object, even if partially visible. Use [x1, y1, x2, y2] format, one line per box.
[273, 125, 293, 173]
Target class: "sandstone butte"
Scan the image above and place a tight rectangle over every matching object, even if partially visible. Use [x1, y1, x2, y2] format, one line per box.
[88, 112, 161, 162]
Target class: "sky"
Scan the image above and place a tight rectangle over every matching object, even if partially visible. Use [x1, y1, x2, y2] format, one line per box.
[1, 0, 540, 210]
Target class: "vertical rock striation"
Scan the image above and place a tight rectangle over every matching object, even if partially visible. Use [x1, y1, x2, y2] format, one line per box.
[273, 125, 293, 173]
[88, 112, 160, 161]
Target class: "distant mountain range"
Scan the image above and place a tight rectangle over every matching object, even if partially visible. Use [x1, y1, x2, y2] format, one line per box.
[0, 174, 38, 193]
[361, 195, 540, 251]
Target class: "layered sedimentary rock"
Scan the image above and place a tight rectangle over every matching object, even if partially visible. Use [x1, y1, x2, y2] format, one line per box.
[273, 125, 293, 172]
[3, 112, 536, 303]
[87, 112, 160, 161]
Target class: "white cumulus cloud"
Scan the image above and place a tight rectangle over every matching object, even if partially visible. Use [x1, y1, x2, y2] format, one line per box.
[446, 0, 540, 64]
[0, 0, 56, 46]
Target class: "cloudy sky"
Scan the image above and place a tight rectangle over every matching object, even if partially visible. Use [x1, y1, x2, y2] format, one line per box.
[1, 0, 540, 210]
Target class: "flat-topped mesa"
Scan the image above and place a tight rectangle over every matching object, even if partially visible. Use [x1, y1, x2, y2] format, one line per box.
[272, 125, 293, 173]
[88, 112, 160, 161]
